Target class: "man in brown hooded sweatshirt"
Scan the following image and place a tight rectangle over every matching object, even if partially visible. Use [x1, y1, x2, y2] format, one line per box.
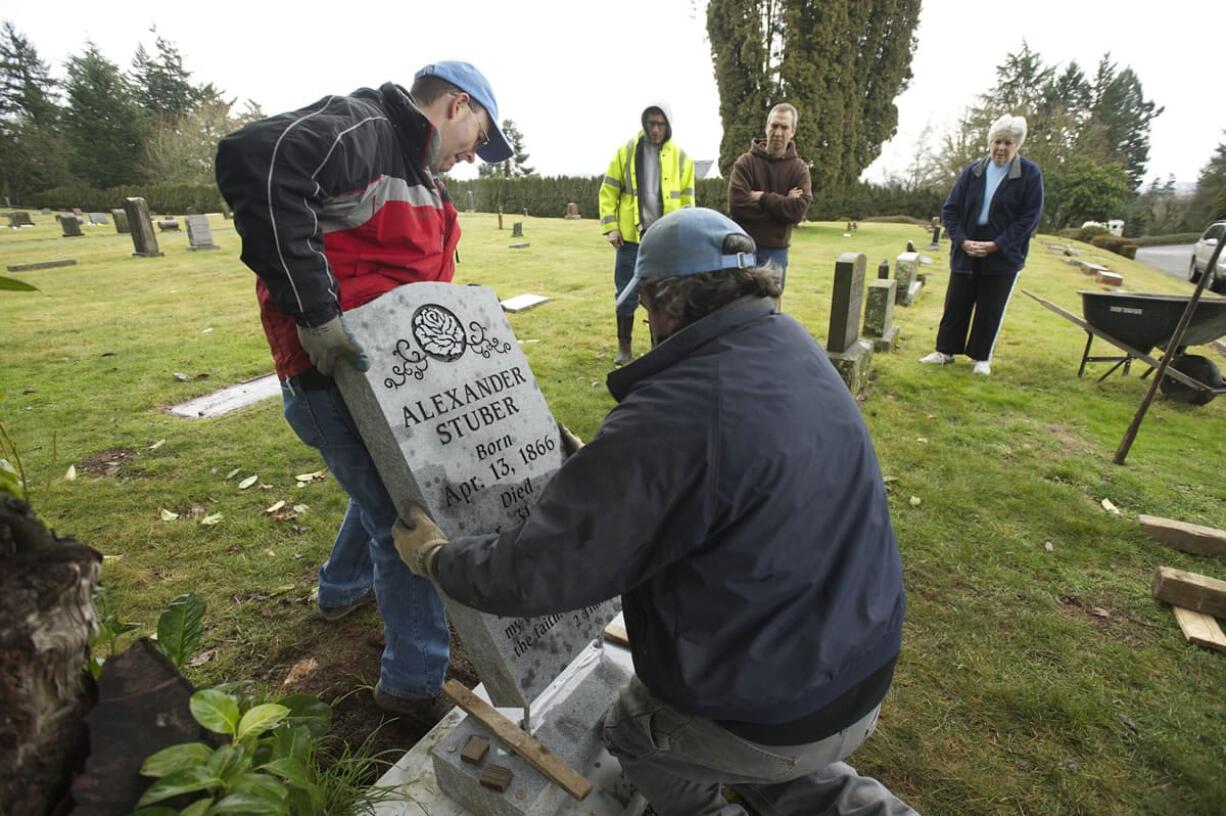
[727, 103, 813, 292]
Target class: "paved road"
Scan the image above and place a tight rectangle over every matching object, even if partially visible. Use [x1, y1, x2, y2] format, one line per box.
[1135, 244, 1193, 280]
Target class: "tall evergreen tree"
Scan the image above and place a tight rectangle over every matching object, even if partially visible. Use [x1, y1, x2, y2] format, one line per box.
[1186, 137, 1226, 230]
[1088, 65, 1162, 190]
[0, 21, 69, 201]
[63, 43, 147, 187]
[130, 28, 206, 117]
[707, 0, 920, 192]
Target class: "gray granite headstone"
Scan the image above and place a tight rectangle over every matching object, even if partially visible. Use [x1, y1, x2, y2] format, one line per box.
[88, 212, 109, 225]
[60, 215, 84, 237]
[466, 190, 476, 212]
[186, 214, 219, 250]
[564, 202, 581, 220]
[827, 252, 866, 354]
[334, 283, 620, 708]
[894, 251, 922, 306]
[12, 211, 34, 227]
[512, 222, 524, 239]
[156, 218, 180, 231]
[863, 279, 899, 352]
[112, 208, 130, 233]
[124, 197, 163, 257]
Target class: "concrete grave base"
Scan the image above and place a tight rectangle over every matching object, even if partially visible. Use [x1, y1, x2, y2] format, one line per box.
[829, 338, 874, 396]
[869, 325, 899, 353]
[432, 646, 634, 816]
[897, 281, 923, 307]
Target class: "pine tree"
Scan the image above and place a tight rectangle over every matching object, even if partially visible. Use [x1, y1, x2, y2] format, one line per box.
[63, 43, 147, 187]
[1186, 138, 1226, 230]
[0, 21, 69, 201]
[130, 28, 206, 117]
[707, 0, 920, 192]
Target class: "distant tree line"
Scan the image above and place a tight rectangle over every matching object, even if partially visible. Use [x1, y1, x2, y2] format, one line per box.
[0, 22, 262, 203]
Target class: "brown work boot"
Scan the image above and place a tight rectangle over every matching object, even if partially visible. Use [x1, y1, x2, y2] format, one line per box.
[614, 337, 633, 366]
[372, 687, 454, 724]
[614, 315, 634, 366]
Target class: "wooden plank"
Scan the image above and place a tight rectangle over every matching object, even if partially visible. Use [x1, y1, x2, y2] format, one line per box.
[1139, 515, 1226, 558]
[603, 620, 629, 648]
[441, 679, 591, 801]
[1152, 566, 1226, 618]
[1172, 606, 1226, 654]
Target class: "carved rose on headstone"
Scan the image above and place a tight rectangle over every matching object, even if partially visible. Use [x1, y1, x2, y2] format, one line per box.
[412, 305, 467, 362]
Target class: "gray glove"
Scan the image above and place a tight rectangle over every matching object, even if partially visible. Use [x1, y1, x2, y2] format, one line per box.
[296, 315, 369, 376]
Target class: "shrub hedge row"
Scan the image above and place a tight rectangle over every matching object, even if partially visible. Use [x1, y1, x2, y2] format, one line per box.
[28, 183, 225, 215]
[1090, 234, 1139, 259]
[1131, 233, 1202, 247]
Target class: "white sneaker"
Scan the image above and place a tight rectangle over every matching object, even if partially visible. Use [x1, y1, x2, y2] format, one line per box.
[919, 351, 954, 365]
[972, 360, 991, 376]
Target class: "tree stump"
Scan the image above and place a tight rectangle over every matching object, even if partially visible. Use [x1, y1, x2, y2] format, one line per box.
[0, 495, 101, 816]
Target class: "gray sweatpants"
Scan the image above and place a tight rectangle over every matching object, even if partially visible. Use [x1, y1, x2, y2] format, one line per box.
[601, 676, 918, 816]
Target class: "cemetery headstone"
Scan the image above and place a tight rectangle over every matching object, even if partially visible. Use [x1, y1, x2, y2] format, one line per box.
[863, 278, 899, 352]
[826, 252, 873, 395]
[512, 221, 523, 239]
[185, 214, 219, 251]
[877, 259, 890, 280]
[88, 212, 109, 225]
[332, 282, 620, 709]
[927, 217, 942, 250]
[60, 215, 84, 238]
[498, 210, 504, 230]
[156, 218, 180, 232]
[905, 240, 916, 253]
[466, 190, 476, 212]
[71, 207, 83, 217]
[40, 208, 51, 214]
[7, 259, 77, 273]
[500, 294, 549, 313]
[12, 211, 34, 227]
[522, 207, 529, 218]
[6, 213, 17, 229]
[124, 197, 163, 258]
[112, 208, 130, 234]
[564, 202, 581, 219]
[894, 251, 923, 306]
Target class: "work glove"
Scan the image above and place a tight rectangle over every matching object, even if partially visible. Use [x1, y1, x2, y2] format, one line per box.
[296, 315, 370, 376]
[558, 421, 583, 459]
[392, 503, 448, 580]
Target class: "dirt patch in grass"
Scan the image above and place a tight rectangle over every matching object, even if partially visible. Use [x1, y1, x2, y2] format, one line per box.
[271, 621, 481, 773]
[77, 446, 139, 477]
[1055, 593, 1155, 647]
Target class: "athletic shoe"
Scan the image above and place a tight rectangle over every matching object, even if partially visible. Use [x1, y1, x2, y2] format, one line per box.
[919, 351, 954, 365]
[972, 361, 992, 376]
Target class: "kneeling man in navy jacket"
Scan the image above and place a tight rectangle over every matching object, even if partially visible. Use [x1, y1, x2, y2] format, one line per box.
[394, 208, 916, 816]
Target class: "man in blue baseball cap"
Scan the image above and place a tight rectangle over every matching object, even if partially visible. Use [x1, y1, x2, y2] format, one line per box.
[392, 208, 916, 814]
[216, 60, 510, 721]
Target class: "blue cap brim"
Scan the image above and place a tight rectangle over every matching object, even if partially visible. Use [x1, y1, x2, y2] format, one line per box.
[478, 123, 513, 163]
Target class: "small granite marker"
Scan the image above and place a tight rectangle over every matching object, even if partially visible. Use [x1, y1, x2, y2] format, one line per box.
[186, 214, 219, 250]
[60, 215, 84, 238]
[124, 198, 163, 258]
[894, 251, 923, 306]
[826, 252, 873, 395]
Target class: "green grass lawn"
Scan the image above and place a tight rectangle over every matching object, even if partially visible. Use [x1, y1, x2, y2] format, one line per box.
[3, 211, 1225, 815]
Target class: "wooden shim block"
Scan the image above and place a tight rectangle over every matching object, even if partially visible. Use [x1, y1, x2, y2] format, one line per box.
[480, 764, 514, 792]
[6, 259, 77, 272]
[1139, 515, 1226, 558]
[603, 620, 629, 648]
[441, 679, 591, 800]
[461, 735, 490, 764]
[1172, 607, 1226, 654]
[1152, 566, 1226, 619]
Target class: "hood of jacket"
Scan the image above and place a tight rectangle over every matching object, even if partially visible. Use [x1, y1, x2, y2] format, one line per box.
[749, 136, 799, 161]
[641, 100, 675, 144]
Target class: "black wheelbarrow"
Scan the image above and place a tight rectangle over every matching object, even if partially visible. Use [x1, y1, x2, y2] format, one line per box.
[1023, 289, 1226, 405]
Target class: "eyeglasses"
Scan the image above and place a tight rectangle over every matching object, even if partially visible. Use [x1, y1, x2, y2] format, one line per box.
[453, 92, 490, 151]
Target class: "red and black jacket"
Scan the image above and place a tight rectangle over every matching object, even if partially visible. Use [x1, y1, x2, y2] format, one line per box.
[216, 82, 461, 379]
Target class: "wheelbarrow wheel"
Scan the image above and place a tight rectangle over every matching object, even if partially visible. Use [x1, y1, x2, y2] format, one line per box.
[1160, 354, 1221, 405]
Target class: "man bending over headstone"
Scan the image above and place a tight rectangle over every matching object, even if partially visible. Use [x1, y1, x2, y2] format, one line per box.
[215, 62, 512, 720]
[393, 208, 917, 815]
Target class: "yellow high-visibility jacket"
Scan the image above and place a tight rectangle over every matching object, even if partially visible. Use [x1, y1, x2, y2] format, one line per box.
[599, 134, 695, 241]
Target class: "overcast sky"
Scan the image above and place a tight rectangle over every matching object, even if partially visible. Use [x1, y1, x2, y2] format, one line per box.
[5, 0, 1222, 187]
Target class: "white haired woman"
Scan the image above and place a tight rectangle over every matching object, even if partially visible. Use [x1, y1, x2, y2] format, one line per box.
[920, 114, 1044, 376]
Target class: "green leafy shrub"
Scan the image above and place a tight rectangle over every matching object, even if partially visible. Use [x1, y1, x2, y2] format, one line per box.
[28, 183, 224, 214]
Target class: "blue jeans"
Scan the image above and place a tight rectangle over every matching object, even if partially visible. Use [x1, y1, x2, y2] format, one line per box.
[603, 676, 916, 816]
[614, 242, 640, 317]
[756, 246, 789, 290]
[281, 379, 448, 699]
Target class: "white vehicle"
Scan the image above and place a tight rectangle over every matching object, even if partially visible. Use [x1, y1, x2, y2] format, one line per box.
[1189, 221, 1226, 293]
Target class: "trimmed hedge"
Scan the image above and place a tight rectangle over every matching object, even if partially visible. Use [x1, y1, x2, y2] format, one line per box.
[28, 183, 225, 215]
[1132, 233, 1201, 247]
[1090, 234, 1138, 259]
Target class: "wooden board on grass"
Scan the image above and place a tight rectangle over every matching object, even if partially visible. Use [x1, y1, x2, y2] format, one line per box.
[1152, 566, 1226, 619]
[1172, 607, 1226, 654]
[1139, 515, 1226, 558]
